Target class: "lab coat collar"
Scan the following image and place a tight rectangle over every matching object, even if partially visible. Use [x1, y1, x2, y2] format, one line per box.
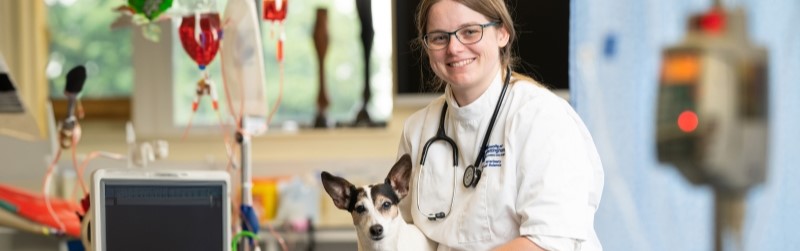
[445, 68, 505, 123]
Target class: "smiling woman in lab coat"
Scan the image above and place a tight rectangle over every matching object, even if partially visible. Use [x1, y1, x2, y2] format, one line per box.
[396, 0, 605, 250]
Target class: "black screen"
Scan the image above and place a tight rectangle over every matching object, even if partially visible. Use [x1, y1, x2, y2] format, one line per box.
[102, 183, 225, 251]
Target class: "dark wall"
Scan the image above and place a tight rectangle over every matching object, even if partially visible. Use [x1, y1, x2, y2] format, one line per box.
[395, 0, 570, 93]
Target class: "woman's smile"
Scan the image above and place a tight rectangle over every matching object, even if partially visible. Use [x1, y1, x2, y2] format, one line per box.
[447, 58, 475, 68]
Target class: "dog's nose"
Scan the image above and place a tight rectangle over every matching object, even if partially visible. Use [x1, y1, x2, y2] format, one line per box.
[369, 224, 383, 237]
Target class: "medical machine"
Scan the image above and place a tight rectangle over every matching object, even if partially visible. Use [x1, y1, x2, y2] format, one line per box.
[0, 52, 42, 141]
[655, 4, 768, 251]
[88, 169, 231, 251]
[656, 6, 768, 192]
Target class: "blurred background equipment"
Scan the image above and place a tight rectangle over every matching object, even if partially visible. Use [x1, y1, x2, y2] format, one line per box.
[221, 0, 269, 137]
[0, 55, 24, 114]
[58, 65, 86, 149]
[0, 53, 43, 141]
[656, 3, 768, 251]
[88, 169, 231, 251]
[570, 0, 799, 250]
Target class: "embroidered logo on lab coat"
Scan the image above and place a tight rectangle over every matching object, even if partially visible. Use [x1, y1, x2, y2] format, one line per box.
[485, 144, 505, 167]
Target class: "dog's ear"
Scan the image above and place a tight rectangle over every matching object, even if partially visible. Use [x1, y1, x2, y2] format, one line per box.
[386, 154, 413, 200]
[321, 171, 355, 210]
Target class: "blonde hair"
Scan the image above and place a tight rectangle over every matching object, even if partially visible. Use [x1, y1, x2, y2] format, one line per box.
[414, 0, 539, 89]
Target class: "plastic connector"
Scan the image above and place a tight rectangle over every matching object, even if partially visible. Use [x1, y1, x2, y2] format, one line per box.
[125, 122, 135, 145]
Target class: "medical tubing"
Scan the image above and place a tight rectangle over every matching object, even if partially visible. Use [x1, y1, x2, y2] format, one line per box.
[71, 151, 125, 200]
[203, 73, 237, 171]
[263, 220, 288, 251]
[45, 133, 82, 232]
[217, 46, 243, 172]
[416, 164, 456, 220]
[77, 100, 84, 119]
[420, 103, 459, 167]
[231, 230, 259, 251]
[215, 103, 238, 171]
[70, 135, 88, 196]
[43, 148, 66, 232]
[217, 43, 246, 137]
[266, 58, 284, 124]
[76, 151, 126, 189]
[181, 105, 199, 140]
[239, 205, 288, 251]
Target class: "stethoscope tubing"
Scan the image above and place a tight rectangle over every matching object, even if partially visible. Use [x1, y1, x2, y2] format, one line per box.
[415, 67, 511, 221]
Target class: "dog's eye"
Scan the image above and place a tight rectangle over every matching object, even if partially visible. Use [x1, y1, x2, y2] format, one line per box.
[355, 205, 366, 214]
[382, 201, 392, 209]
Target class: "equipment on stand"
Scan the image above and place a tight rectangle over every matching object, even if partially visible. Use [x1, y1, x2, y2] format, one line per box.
[655, 2, 769, 250]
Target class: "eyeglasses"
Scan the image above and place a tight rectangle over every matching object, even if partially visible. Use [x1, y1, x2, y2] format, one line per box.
[423, 21, 501, 50]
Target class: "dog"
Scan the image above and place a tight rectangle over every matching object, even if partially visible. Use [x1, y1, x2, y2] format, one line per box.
[321, 154, 437, 251]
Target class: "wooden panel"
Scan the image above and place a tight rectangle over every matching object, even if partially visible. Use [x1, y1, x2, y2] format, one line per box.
[51, 98, 130, 120]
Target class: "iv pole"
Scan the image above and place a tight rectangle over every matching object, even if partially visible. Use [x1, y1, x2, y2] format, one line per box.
[237, 116, 265, 251]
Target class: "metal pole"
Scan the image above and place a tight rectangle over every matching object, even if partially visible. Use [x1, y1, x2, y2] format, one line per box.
[241, 132, 253, 206]
[238, 123, 255, 250]
[714, 188, 746, 251]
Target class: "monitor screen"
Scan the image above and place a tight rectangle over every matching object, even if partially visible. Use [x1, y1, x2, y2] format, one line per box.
[101, 181, 227, 251]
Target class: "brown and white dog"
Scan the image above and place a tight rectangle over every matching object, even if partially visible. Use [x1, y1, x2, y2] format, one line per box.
[321, 154, 437, 251]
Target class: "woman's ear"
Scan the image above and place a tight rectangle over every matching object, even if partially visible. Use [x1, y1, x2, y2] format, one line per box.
[496, 26, 510, 48]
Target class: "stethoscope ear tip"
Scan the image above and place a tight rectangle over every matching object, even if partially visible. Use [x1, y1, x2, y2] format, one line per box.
[427, 212, 447, 221]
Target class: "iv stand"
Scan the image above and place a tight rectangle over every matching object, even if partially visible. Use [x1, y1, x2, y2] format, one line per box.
[237, 115, 265, 251]
[239, 128, 253, 206]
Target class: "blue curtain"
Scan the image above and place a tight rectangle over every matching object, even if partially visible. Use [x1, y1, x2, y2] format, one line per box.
[569, 0, 800, 250]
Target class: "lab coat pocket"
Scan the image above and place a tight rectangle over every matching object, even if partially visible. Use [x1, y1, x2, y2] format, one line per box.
[457, 175, 492, 243]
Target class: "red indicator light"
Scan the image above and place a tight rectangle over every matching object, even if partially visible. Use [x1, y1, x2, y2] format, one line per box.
[678, 110, 699, 133]
[700, 8, 726, 34]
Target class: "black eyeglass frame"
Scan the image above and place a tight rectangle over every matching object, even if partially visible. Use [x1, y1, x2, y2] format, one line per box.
[423, 21, 501, 50]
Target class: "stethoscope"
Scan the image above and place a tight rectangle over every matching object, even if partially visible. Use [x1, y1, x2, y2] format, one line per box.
[416, 67, 511, 221]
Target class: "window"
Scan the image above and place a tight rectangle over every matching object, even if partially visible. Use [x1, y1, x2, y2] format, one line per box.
[46, 0, 133, 98]
[47, 0, 393, 136]
[394, 0, 571, 92]
[167, 0, 393, 134]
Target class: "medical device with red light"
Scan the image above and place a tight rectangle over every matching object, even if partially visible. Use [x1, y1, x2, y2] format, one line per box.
[655, 3, 769, 250]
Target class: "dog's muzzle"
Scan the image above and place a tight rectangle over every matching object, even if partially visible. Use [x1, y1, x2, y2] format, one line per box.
[369, 224, 384, 240]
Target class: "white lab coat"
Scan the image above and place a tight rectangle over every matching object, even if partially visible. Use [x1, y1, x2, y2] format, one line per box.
[397, 70, 604, 251]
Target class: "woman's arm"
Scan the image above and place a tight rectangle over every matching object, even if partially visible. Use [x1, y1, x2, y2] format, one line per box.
[491, 237, 546, 251]
[503, 92, 603, 250]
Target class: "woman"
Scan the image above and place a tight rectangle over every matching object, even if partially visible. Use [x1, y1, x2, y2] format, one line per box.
[396, 0, 604, 250]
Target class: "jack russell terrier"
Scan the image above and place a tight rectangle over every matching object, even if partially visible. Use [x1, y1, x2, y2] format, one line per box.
[321, 154, 437, 251]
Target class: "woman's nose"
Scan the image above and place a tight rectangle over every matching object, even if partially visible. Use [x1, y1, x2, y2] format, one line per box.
[446, 35, 465, 52]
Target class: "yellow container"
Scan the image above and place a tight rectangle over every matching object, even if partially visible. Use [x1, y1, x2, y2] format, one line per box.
[252, 178, 281, 222]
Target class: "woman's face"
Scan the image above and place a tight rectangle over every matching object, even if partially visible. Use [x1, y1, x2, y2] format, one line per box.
[425, 0, 509, 95]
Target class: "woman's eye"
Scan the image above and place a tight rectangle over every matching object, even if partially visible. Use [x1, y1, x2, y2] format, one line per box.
[430, 34, 447, 43]
[464, 29, 480, 35]
[459, 28, 481, 38]
[355, 205, 366, 214]
[382, 201, 392, 209]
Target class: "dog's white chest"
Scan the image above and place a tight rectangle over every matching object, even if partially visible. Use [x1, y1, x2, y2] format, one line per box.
[396, 224, 436, 251]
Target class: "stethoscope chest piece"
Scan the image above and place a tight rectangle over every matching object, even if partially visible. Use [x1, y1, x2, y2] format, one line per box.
[463, 164, 482, 188]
